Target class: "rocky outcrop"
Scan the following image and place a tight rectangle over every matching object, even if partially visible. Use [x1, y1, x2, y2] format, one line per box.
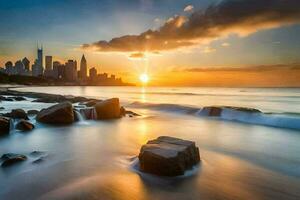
[199, 106, 261, 117]
[85, 99, 102, 107]
[0, 117, 11, 135]
[16, 120, 35, 131]
[94, 98, 121, 120]
[138, 136, 200, 176]
[1, 153, 27, 167]
[78, 107, 97, 120]
[4, 109, 29, 120]
[36, 102, 74, 124]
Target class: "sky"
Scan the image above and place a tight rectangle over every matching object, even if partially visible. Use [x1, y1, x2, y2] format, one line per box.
[0, 0, 300, 86]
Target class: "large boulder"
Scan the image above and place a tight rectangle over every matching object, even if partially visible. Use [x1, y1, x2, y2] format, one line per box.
[4, 109, 29, 120]
[1, 153, 27, 167]
[138, 136, 200, 176]
[36, 102, 74, 124]
[16, 120, 35, 131]
[0, 117, 11, 135]
[94, 98, 121, 120]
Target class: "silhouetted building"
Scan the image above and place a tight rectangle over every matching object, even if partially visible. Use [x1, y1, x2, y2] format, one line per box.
[44, 56, 53, 77]
[80, 54, 87, 80]
[15, 60, 25, 75]
[65, 60, 77, 81]
[32, 59, 43, 76]
[89, 67, 97, 81]
[22, 57, 30, 71]
[5, 61, 14, 75]
[33, 46, 44, 76]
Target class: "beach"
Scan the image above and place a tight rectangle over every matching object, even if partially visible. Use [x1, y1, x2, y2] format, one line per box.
[0, 86, 300, 200]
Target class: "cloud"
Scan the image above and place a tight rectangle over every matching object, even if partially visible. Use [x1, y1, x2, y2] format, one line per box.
[184, 5, 194, 12]
[221, 42, 230, 47]
[82, 0, 300, 53]
[129, 52, 145, 59]
[202, 46, 216, 53]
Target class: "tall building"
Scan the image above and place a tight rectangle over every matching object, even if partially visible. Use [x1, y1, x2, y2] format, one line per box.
[45, 56, 52, 71]
[52, 61, 60, 79]
[33, 45, 44, 76]
[37, 46, 43, 68]
[89, 67, 97, 81]
[22, 57, 30, 71]
[80, 54, 87, 80]
[65, 60, 77, 81]
[44, 56, 53, 77]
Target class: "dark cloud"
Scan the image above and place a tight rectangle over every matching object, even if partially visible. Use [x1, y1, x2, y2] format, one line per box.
[82, 0, 300, 52]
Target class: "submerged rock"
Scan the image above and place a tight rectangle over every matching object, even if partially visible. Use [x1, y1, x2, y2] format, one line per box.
[36, 102, 74, 124]
[16, 120, 34, 131]
[0, 117, 11, 135]
[138, 136, 200, 176]
[94, 98, 121, 120]
[1, 153, 27, 167]
[13, 96, 26, 101]
[4, 109, 29, 120]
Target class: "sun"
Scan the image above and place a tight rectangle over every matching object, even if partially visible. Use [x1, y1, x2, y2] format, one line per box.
[139, 73, 149, 84]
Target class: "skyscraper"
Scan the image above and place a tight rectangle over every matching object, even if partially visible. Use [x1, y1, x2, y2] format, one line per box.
[33, 45, 44, 76]
[37, 46, 43, 68]
[44, 56, 53, 77]
[65, 60, 77, 81]
[89, 67, 97, 81]
[45, 56, 52, 71]
[80, 54, 87, 80]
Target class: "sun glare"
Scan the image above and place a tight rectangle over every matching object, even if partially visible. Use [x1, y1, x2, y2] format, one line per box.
[139, 73, 149, 84]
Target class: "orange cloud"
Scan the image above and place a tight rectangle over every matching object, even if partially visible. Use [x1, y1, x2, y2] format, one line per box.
[82, 0, 300, 53]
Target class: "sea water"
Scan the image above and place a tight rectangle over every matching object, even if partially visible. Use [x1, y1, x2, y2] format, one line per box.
[0, 86, 299, 200]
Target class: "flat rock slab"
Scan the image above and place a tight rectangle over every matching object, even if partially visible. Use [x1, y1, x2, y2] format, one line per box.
[139, 136, 200, 176]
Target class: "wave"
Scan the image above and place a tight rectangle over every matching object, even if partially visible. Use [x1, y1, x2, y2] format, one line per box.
[129, 102, 300, 130]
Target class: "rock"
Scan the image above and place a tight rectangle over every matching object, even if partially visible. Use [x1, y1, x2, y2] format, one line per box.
[32, 157, 46, 164]
[125, 110, 141, 117]
[200, 106, 223, 116]
[13, 96, 26, 101]
[0, 117, 11, 135]
[30, 151, 46, 157]
[85, 99, 102, 107]
[1, 153, 27, 167]
[4, 109, 29, 120]
[138, 136, 200, 176]
[223, 106, 261, 113]
[120, 106, 126, 117]
[16, 120, 34, 131]
[27, 109, 39, 115]
[0, 107, 4, 110]
[200, 106, 261, 117]
[36, 102, 74, 124]
[94, 98, 121, 120]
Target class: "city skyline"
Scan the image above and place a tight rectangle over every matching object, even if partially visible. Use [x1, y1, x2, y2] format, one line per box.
[0, 0, 300, 86]
[0, 45, 125, 86]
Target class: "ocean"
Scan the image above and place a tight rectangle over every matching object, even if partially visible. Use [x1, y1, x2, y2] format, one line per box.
[0, 86, 300, 200]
